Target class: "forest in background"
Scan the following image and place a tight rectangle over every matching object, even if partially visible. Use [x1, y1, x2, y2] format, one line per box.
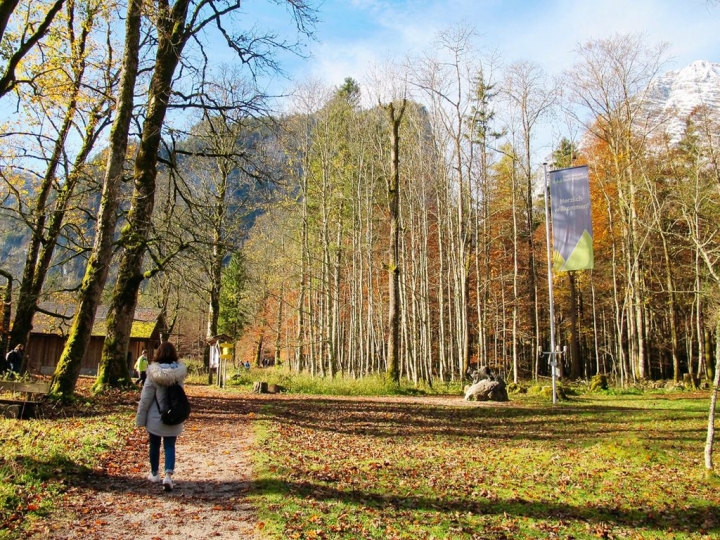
[232, 32, 720, 388]
[0, 0, 718, 391]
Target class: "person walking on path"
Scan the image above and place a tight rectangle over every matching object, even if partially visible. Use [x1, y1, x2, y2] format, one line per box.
[134, 349, 149, 386]
[135, 342, 187, 492]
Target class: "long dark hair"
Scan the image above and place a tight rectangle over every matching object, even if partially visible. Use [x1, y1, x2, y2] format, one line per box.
[152, 342, 178, 364]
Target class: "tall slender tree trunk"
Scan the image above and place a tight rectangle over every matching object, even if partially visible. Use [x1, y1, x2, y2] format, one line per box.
[0, 270, 11, 356]
[204, 154, 231, 359]
[275, 279, 285, 366]
[511, 161, 520, 383]
[207, 234, 224, 341]
[660, 232, 680, 382]
[50, 0, 143, 397]
[96, 0, 191, 390]
[319, 165, 330, 379]
[436, 190, 448, 382]
[591, 273, 602, 374]
[330, 205, 343, 377]
[295, 157, 310, 371]
[385, 99, 406, 385]
[12, 106, 76, 352]
[628, 163, 647, 380]
[524, 158, 540, 374]
[704, 319, 720, 473]
[201, 220, 225, 386]
[568, 271, 582, 379]
[695, 219, 705, 382]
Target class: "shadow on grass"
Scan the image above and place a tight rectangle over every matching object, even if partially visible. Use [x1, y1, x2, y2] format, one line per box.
[41, 455, 718, 537]
[253, 476, 720, 536]
[252, 396, 707, 447]
[1, 455, 97, 529]
[19, 391, 715, 538]
[2, 454, 95, 483]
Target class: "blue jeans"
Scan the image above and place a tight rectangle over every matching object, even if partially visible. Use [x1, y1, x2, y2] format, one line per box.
[148, 434, 176, 475]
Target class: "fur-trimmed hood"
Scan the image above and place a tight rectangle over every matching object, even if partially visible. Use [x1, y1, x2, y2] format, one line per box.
[146, 362, 187, 387]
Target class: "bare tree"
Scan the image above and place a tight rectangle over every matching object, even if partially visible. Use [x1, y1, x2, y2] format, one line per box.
[410, 25, 480, 378]
[501, 60, 556, 376]
[564, 33, 670, 381]
[94, 0, 317, 391]
[384, 98, 406, 384]
[176, 72, 276, 381]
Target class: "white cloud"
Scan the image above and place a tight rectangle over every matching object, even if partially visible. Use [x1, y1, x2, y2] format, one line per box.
[297, 0, 720, 87]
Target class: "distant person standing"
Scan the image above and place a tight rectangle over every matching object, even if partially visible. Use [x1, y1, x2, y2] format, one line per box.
[5, 344, 24, 375]
[134, 349, 149, 386]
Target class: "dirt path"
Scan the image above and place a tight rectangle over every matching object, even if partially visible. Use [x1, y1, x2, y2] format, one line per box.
[20, 385, 480, 539]
[26, 385, 262, 540]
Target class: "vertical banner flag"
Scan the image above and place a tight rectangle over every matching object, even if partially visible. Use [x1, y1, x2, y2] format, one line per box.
[549, 165, 593, 272]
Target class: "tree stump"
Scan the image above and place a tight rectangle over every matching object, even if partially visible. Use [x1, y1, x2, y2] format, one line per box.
[252, 381, 268, 394]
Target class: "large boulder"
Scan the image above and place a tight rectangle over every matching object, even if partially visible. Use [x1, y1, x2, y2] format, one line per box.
[464, 378, 509, 402]
[467, 364, 494, 384]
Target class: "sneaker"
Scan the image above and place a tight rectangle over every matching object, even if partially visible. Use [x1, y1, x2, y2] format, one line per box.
[163, 474, 173, 492]
[147, 473, 161, 483]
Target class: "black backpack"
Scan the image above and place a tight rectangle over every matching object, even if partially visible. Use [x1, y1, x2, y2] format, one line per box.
[155, 383, 191, 425]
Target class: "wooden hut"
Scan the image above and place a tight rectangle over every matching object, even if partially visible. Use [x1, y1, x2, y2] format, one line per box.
[25, 303, 167, 375]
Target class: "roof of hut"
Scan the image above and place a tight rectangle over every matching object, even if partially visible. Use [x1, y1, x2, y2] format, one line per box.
[31, 303, 164, 339]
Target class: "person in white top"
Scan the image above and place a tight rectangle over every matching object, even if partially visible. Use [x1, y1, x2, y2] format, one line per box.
[135, 342, 187, 491]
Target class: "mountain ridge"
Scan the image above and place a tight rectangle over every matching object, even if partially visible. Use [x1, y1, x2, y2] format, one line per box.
[646, 59, 720, 141]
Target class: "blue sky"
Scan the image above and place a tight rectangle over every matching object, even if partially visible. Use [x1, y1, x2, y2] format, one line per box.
[248, 0, 720, 94]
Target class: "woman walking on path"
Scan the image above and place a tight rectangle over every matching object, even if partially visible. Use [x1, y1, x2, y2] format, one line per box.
[135, 342, 187, 492]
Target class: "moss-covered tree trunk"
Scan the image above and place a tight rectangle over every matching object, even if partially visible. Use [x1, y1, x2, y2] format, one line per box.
[0, 270, 11, 357]
[94, 271, 144, 390]
[50, 0, 143, 398]
[95, 0, 191, 392]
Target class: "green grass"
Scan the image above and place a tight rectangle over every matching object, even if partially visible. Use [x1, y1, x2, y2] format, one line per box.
[226, 366, 465, 396]
[5, 372, 718, 539]
[0, 388, 134, 539]
[248, 391, 720, 539]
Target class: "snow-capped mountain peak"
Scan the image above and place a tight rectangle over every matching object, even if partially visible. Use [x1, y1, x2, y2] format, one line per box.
[646, 60, 720, 141]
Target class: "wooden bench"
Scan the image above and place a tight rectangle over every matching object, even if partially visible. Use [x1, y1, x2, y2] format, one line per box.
[0, 380, 51, 419]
